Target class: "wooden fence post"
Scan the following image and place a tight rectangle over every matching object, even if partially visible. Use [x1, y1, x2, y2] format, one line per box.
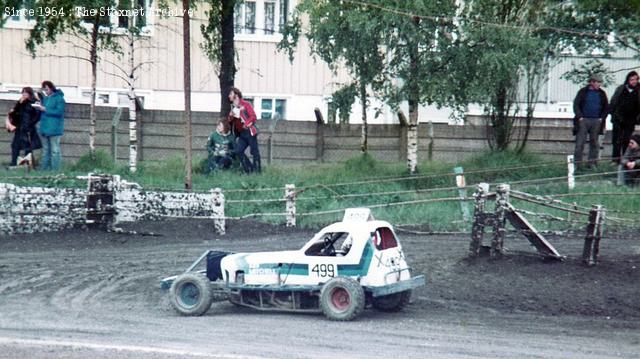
[314, 108, 325, 162]
[491, 183, 510, 257]
[582, 204, 605, 266]
[285, 184, 296, 227]
[211, 188, 225, 235]
[567, 155, 575, 190]
[454, 166, 470, 223]
[469, 182, 490, 256]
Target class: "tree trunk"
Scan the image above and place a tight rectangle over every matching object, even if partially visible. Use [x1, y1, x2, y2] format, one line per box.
[491, 86, 511, 152]
[516, 105, 533, 154]
[128, 31, 138, 173]
[219, 0, 236, 117]
[183, 0, 192, 190]
[89, 14, 99, 156]
[360, 81, 368, 153]
[407, 98, 419, 174]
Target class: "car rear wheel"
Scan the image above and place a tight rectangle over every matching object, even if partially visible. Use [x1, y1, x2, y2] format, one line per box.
[169, 273, 213, 316]
[372, 290, 411, 312]
[320, 277, 365, 321]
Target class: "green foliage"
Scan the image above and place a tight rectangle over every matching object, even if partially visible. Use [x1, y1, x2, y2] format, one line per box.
[344, 153, 378, 173]
[200, 0, 238, 66]
[561, 59, 615, 87]
[329, 84, 357, 124]
[555, 0, 640, 59]
[24, 0, 122, 57]
[453, 0, 561, 152]
[70, 149, 116, 172]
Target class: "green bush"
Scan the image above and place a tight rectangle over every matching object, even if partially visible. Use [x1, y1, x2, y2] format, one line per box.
[70, 150, 116, 172]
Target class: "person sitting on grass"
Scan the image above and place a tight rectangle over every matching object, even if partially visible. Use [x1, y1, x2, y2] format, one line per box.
[205, 119, 235, 175]
[621, 133, 640, 186]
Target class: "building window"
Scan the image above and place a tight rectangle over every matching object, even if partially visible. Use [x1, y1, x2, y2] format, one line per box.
[278, 0, 288, 31]
[264, 1, 275, 34]
[117, 0, 150, 29]
[235, 0, 288, 36]
[235, 1, 256, 34]
[260, 98, 286, 120]
[78, 0, 153, 33]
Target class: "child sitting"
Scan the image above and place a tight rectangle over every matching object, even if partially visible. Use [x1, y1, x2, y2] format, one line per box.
[621, 134, 640, 186]
[205, 120, 235, 174]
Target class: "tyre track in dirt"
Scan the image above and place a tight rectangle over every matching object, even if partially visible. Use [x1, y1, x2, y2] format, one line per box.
[0, 219, 639, 358]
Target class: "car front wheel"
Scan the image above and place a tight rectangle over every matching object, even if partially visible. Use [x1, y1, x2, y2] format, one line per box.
[169, 273, 214, 316]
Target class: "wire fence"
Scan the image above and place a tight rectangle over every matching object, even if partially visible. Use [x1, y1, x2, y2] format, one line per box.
[2, 157, 640, 236]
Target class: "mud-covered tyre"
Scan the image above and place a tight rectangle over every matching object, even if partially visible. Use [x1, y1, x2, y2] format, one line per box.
[169, 273, 213, 316]
[320, 277, 365, 321]
[372, 290, 412, 312]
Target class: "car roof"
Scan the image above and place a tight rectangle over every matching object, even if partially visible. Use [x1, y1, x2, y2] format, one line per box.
[319, 220, 394, 236]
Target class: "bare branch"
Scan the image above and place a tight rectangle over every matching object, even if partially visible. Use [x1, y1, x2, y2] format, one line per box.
[29, 53, 92, 64]
[101, 58, 129, 76]
[102, 70, 131, 84]
[132, 60, 156, 72]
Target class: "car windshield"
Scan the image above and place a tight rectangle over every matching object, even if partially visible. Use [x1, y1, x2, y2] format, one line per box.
[304, 232, 352, 256]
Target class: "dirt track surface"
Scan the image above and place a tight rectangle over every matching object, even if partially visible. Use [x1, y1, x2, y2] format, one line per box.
[0, 219, 639, 358]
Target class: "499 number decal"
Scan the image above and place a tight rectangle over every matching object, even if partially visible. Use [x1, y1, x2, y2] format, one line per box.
[311, 264, 336, 278]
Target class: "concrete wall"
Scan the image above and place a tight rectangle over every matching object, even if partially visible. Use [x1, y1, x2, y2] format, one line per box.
[0, 99, 602, 166]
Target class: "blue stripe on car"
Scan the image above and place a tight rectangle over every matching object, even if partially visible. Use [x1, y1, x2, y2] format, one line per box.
[337, 241, 373, 276]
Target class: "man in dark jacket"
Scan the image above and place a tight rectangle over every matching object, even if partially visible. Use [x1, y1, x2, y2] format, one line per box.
[573, 74, 609, 168]
[609, 71, 640, 162]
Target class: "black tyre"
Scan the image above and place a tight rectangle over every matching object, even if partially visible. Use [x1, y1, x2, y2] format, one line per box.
[320, 277, 365, 321]
[372, 290, 412, 312]
[169, 273, 213, 316]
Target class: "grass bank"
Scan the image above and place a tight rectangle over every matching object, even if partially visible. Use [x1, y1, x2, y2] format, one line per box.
[0, 150, 638, 231]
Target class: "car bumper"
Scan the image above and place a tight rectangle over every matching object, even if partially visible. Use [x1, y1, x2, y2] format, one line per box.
[367, 275, 425, 297]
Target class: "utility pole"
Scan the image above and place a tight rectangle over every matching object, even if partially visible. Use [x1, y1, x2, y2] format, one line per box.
[183, 0, 193, 190]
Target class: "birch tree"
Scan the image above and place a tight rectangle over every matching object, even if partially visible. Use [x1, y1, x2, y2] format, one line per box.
[279, 0, 385, 153]
[26, 0, 121, 157]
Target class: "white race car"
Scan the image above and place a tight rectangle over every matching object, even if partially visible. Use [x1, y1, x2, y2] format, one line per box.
[161, 208, 425, 321]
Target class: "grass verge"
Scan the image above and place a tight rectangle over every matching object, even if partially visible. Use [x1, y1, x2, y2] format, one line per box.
[0, 150, 638, 231]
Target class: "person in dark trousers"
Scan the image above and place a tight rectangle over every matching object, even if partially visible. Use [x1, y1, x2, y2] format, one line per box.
[7, 87, 42, 166]
[609, 71, 640, 163]
[33, 81, 65, 171]
[572, 74, 609, 169]
[621, 133, 640, 186]
[205, 119, 235, 174]
[228, 87, 261, 173]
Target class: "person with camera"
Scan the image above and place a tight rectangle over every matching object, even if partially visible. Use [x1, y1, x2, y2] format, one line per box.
[6, 87, 42, 167]
[32, 80, 65, 171]
[227, 87, 261, 173]
[621, 133, 640, 186]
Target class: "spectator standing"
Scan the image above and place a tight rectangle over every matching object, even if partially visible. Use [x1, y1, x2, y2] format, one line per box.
[7, 87, 42, 166]
[33, 81, 65, 171]
[205, 119, 235, 174]
[621, 133, 640, 186]
[228, 87, 261, 173]
[572, 74, 609, 169]
[609, 71, 640, 162]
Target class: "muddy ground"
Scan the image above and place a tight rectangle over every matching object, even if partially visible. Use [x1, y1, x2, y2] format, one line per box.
[0, 219, 638, 358]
